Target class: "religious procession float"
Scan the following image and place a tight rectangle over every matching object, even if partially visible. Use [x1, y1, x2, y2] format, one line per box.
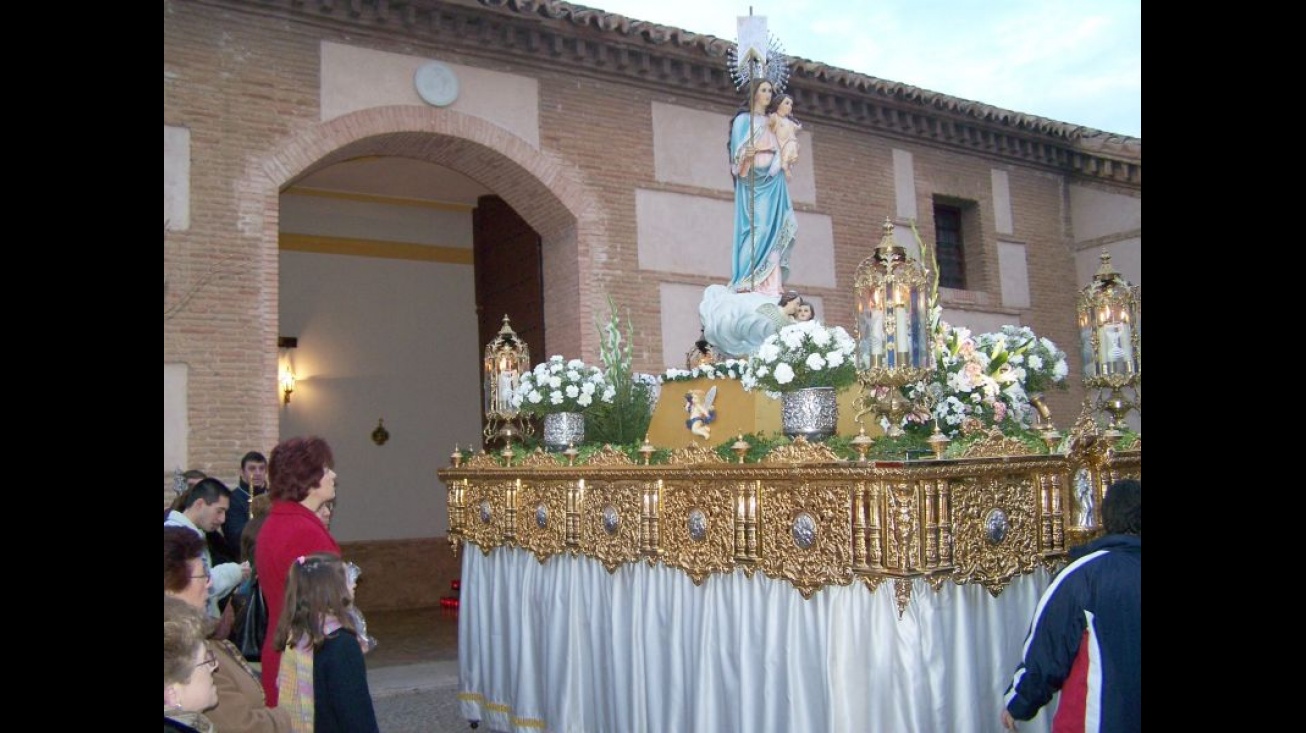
[437, 16, 1140, 733]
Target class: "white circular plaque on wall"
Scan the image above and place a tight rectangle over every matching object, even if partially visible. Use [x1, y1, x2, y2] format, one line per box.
[414, 61, 459, 107]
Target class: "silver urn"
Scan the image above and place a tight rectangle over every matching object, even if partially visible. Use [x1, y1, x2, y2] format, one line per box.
[542, 411, 585, 451]
[780, 387, 838, 441]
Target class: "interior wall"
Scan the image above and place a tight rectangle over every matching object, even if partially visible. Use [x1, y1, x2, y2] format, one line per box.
[280, 192, 474, 247]
[277, 245, 480, 542]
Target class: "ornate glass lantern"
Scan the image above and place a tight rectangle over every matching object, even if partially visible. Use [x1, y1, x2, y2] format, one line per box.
[852, 218, 934, 435]
[1076, 251, 1140, 434]
[483, 315, 532, 447]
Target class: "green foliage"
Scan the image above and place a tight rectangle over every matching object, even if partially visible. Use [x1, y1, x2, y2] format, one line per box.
[512, 424, 543, 453]
[578, 441, 674, 465]
[661, 359, 749, 383]
[585, 296, 654, 446]
[942, 423, 1051, 458]
[861, 432, 934, 460]
[910, 218, 941, 329]
[500, 428, 1064, 465]
[1112, 430, 1141, 451]
[705, 431, 937, 462]
[712, 432, 788, 462]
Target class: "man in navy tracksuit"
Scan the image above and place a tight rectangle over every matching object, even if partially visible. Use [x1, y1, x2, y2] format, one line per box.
[1001, 479, 1141, 732]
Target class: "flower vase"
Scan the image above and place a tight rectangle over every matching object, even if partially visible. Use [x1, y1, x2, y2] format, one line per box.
[543, 412, 585, 451]
[780, 387, 838, 441]
[1028, 392, 1052, 427]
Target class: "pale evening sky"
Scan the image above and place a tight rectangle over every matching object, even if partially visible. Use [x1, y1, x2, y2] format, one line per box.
[580, 0, 1141, 139]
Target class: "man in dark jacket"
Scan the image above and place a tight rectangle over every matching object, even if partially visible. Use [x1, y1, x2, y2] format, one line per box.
[1001, 478, 1141, 732]
[220, 450, 268, 563]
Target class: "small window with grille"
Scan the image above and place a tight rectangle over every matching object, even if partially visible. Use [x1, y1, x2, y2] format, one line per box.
[934, 203, 966, 290]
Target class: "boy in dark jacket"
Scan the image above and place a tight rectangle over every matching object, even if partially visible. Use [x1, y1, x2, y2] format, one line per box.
[1002, 479, 1141, 732]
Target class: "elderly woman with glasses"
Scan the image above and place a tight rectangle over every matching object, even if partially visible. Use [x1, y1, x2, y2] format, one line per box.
[165, 594, 218, 732]
[165, 526, 292, 732]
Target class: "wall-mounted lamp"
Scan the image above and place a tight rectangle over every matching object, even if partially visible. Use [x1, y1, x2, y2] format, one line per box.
[278, 336, 298, 405]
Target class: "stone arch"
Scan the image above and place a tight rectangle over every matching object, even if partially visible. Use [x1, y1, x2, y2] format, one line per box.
[244, 104, 607, 363]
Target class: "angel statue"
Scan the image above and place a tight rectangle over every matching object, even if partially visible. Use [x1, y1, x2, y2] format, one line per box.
[685, 386, 718, 441]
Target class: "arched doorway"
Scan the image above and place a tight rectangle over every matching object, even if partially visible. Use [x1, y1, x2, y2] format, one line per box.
[249, 107, 605, 608]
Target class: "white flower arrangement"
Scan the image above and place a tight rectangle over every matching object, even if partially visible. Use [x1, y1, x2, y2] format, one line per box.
[661, 358, 750, 384]
[510, 355, 614, 417]
[740, 321, 857, 397]
[904, 321, 1069, 437]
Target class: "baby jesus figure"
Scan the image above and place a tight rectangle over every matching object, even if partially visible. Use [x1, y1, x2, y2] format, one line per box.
[768, 93, 801, 181]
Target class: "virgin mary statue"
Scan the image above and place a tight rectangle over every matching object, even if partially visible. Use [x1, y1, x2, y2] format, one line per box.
[728, 78, 797, 296]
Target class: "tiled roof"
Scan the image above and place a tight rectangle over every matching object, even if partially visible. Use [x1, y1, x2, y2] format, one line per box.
[494, 0, 1140, 154]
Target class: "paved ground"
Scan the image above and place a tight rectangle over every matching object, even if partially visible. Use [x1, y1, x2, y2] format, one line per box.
[370, 661, 480, 732]
[361, 607, 476, 731]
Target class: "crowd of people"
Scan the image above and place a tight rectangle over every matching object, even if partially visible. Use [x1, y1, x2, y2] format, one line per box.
[163, 437, 379, 733]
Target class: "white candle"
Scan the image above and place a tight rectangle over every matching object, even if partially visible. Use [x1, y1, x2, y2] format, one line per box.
[497, 369, 515, 410]
[1097, 323, 1133, 366]
[870, 309, 886, 355]
[895, 308, 910, 354]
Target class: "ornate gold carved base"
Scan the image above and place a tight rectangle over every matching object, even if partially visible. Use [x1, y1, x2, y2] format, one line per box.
[438, 443, 1140, 599]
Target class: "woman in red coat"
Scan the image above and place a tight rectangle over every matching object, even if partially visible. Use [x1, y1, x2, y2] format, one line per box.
[255, 436, 342, 704]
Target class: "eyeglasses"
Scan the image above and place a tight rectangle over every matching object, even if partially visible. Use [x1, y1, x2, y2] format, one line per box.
[191, 571, 211, 580]
[195, 649, 218, 672]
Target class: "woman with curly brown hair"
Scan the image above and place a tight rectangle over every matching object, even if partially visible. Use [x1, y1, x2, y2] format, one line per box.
[255, 436, 343, 704]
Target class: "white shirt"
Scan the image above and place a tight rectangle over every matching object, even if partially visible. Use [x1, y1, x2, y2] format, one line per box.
[164, 510, 243, 617]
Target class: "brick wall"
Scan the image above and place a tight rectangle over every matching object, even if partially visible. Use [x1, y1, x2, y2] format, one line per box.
[343, 537, 462, 611]
[166, 0, 1134, 496]
[165, 3, 325, 481]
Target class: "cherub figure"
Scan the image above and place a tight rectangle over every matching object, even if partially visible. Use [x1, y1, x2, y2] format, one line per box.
[685, 386, 718, 441]
[767, 93, 801, 181]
